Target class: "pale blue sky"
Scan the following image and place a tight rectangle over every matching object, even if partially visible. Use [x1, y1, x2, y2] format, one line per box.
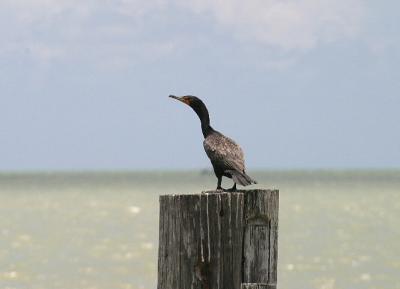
[1, 0, 399, 170]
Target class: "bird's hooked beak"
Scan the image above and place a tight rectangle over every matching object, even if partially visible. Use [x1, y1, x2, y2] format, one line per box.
[169, 95, 190, 105]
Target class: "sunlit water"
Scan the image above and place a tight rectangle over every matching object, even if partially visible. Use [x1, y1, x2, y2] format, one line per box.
[0, 171, 399, 289]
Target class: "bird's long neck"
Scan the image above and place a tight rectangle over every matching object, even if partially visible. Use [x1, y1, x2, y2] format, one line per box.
[191, 102, 213, 138]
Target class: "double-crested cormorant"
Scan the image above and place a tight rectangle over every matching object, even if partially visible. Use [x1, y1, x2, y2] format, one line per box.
[169, 95, 257, 191]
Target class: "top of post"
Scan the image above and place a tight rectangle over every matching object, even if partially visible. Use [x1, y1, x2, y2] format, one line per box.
[160, 189, 279, 198]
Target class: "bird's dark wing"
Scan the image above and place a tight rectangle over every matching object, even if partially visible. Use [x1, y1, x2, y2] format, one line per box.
[203, 131, 245, 173]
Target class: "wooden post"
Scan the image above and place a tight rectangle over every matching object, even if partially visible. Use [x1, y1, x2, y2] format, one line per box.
[157, 189, 279, 289]
[242, 190, 279, 288]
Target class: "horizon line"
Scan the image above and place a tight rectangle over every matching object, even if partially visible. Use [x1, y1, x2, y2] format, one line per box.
[1, 167, 400, 175]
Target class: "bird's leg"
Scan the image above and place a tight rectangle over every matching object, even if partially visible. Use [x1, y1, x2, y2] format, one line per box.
[216, 176, 224, 191]
[225, 183, 237, 192]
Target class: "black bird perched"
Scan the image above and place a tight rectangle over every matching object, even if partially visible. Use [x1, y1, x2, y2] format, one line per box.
[169, 95, 257, 191]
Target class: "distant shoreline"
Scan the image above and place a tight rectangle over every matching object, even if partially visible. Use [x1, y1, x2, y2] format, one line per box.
[1, 168, 400, 175]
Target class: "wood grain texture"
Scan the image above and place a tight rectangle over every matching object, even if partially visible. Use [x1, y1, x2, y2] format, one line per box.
[157, 192, 244, 289]
[157, 189, 279, 289]
[243, 189, 279, 286]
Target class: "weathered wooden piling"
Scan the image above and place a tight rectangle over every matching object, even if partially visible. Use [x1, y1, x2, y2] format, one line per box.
[157, 189, 279, 289]
[242, 190, 279, 288]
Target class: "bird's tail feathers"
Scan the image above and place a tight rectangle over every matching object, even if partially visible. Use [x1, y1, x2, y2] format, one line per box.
[227, 170, 257, 186]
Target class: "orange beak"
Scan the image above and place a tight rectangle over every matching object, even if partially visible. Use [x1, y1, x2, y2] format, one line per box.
[169, 95, 190, 105]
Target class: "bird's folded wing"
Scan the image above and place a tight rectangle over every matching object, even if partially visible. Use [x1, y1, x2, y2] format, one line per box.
[203, 133, 245, 173]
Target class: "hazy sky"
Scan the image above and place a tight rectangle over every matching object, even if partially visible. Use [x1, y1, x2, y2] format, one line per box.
[1, 0, 399, 170]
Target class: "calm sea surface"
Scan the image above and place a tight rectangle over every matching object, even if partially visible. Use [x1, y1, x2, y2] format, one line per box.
[0, 171, 399, 289]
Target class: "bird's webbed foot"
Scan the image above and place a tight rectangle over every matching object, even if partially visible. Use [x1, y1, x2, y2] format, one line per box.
[224, 183, 237, 192]
[216, 186, 225, 192]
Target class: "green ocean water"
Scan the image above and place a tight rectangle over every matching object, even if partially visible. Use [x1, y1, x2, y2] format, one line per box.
[0, 171, 399, 289]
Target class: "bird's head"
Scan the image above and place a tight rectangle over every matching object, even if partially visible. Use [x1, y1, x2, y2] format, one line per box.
[169, 95, 201, 107]
[169, 94, 212, 137]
